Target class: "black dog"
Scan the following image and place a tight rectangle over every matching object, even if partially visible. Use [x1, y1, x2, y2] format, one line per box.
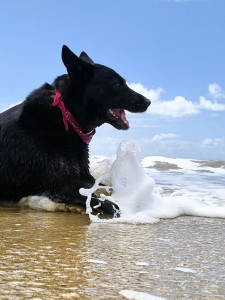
[0, 45, 150, 214]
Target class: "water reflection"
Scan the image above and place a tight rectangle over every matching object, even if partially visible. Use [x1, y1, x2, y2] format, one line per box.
[0, 208, 90, 299]
[0, 208, 225, 299]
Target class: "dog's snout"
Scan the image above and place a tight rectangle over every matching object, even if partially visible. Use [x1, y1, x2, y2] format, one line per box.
[138, 95, 151, 111]
[132, 95, 151, 113]
[143, 96, 151, 108]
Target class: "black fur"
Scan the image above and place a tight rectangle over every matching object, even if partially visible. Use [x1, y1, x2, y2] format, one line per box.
[0, 45, 150, 214]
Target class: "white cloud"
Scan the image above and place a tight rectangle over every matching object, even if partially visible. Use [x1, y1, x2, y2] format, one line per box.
[139, 137, 225, 160]
[151, 133, 178, 142]
[128, 82, 225, 118]
[127, 83, 164, 102]
[150, 96, 199, 117]
[208, 83, 225, 100]
[198, 96, 225, 111]
[90, 123, 225, 159]
[202, 138, 225, 147]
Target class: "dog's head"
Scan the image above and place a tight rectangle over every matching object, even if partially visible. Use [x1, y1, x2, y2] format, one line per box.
[61, 45, 150, 131]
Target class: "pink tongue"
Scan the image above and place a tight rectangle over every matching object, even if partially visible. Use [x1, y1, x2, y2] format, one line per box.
[112, 109, 128, 124]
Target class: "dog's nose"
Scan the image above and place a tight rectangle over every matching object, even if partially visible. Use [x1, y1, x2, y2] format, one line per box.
[135, 95, 151, 112]
[144, 96, 151, 108]
[139, 95, 151, 108]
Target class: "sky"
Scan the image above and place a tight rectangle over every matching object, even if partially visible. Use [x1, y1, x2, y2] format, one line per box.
[0, 0, 224, 160]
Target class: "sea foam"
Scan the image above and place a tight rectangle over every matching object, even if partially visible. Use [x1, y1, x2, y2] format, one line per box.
[119, 290, 166, 300]
[80, 140, 225, 224]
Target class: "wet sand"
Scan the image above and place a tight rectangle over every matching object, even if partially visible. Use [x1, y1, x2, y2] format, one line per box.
[0, 208, 225, 299]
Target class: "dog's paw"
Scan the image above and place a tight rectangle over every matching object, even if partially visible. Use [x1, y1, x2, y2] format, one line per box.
[90, 195, 119, 216]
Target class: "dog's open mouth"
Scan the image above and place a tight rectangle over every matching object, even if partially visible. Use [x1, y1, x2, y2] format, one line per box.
[107, 108, 130, 130]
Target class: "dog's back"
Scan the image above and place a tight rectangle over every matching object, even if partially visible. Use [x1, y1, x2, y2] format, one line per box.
[0, 103, 26, 201]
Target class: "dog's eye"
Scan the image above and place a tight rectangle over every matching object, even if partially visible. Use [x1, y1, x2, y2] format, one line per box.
[112, 80, 120, 88]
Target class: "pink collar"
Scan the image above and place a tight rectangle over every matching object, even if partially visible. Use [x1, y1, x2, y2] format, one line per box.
[52, 89, 96, 144]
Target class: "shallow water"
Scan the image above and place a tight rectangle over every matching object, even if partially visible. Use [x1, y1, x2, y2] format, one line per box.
[0, 208, 225, 299]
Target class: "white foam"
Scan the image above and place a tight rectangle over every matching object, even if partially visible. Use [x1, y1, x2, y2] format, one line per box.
[81, 140, 225, 224]
[18, 196, 84, 213]
[142, 156, 199, 171]
[119, 290, 166, 300]
[142, 156, 225, 175]
[19, 196, 62, 211]
[90, 155, 115, 186]
[135, 262, 149, 266]
[86, 259, 107, 265]
[173, 267, 197, 273]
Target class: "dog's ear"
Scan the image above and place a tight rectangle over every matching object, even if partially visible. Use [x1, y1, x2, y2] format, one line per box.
[61, 45, 93, 83]
[79, 51, 94, 65]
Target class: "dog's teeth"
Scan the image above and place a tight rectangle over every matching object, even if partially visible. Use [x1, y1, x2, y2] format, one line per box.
[109, 109, 118, 118]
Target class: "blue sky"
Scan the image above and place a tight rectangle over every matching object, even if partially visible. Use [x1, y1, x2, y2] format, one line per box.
[0, 0, 224, 159]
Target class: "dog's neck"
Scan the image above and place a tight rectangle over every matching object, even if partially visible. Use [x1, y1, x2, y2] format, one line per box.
[53, 89, 95, 143]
